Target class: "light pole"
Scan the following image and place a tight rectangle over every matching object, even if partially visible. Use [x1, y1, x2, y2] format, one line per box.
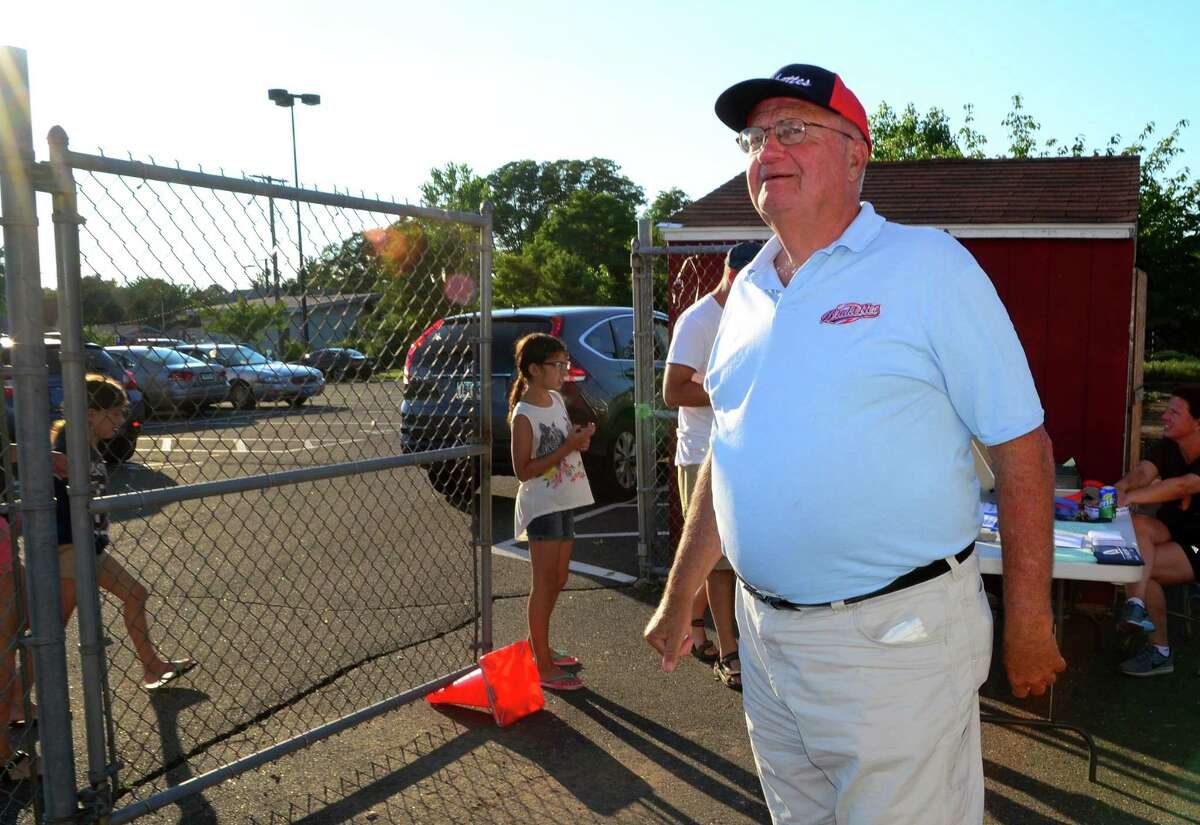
[248, 173, 286, 313]
[266, 88, 320, 349]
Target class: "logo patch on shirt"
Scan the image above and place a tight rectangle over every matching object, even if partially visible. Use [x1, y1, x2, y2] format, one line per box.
[820, 302, 881, 325]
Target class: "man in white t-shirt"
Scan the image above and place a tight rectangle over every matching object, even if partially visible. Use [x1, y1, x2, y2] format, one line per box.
[663, 242, 760, 690]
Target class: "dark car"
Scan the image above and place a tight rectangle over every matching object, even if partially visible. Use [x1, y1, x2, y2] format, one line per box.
[400, 306, 668, 503]
[301, 348, 374, 381]
[2, 337, 144, 464]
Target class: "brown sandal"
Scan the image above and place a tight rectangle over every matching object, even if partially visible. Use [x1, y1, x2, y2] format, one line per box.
[715, 652, 742, 692]
[689, 619, 719, 664]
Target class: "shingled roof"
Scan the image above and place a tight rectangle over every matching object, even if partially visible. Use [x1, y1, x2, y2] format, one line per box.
[670, 156, 1140, 230]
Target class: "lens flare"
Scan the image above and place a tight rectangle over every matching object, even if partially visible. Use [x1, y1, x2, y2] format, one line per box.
[443, 273, 476, 305]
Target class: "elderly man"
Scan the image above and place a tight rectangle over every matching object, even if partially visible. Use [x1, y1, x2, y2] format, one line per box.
[644, 64, 1065, 824]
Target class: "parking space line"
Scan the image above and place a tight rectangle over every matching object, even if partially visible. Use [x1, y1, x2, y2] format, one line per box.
[491, 541, 636, 584]
[573, 500, 635, 523]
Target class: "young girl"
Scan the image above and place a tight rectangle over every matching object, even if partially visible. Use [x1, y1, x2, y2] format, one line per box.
[53, 374, 195, 690]
[510, 334, 595, 692]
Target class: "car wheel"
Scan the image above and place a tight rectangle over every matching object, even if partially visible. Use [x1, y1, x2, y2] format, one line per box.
[230, 382, 257, 411]
[99, 434, 136, 465]
[289, 396, 308, 408]
[590, 417, 638, 501]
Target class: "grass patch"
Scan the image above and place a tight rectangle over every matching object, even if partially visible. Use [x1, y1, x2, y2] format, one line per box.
[1145, 357, 1200, 386]
[368, 368, 406, 383]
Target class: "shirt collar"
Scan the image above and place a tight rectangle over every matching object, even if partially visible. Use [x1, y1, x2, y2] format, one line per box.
[743, 201, 887, 291]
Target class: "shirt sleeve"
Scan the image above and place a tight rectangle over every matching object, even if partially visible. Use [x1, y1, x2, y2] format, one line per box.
[666, 304, 711, 372]
[923, 239, 1045, 446]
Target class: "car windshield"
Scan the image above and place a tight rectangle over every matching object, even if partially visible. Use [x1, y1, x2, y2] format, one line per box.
[145, 347, 207, 367]
[345, 349, 365, 358]
[218, 346, 270, 366]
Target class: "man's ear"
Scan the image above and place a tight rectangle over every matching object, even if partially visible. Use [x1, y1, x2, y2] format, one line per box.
[847, 140, 869, 184]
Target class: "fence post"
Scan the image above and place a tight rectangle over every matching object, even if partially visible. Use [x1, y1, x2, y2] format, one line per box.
[477, 202, 494, 653]
[631, 219, 655, 580]
[0, 46, 79, 821]
[48, 125, 117, 806]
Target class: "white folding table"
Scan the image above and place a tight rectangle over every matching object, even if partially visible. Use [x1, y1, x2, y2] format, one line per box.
[975, 507, 1142, 782]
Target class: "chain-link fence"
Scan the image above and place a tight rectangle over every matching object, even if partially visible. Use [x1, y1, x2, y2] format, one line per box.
[2, 46, 495, 823]
[630, 222, 743, 577]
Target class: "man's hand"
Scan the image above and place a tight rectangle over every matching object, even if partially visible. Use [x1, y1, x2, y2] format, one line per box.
[643, 598, 693, 673]
[1004, 617, 1065, 698]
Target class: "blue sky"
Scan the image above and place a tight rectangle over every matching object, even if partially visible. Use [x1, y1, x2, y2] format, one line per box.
[6, 0, 1199, 210]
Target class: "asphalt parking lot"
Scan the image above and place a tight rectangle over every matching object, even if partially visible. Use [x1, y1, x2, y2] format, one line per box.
[13, 380, 1200, 823]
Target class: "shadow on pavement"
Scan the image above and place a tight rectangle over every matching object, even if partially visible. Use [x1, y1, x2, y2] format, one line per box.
[106, 463, 178, 522]
[112, 687, 217, 825]
[249, 706, 703, 824]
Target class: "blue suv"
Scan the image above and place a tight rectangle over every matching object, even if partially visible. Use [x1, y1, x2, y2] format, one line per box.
[401, 306, 668, 503]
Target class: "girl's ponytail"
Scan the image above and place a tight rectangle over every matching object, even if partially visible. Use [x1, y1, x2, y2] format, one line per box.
[507, 374, 527, 415]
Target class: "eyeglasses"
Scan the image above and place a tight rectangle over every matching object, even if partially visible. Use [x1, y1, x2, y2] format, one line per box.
[542, 360, 571, 371]
[102, 406, 131, 422]
[736, 118, 860, 154]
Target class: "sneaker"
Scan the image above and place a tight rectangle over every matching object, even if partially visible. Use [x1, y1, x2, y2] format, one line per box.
[1118, 601, 1155, 634]
[1120, 645, 1174, 677]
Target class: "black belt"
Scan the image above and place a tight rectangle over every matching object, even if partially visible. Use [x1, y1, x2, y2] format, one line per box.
[741, 543, 975, 610]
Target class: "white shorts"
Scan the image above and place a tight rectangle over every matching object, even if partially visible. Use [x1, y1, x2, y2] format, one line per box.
[736, 552, 993, 824]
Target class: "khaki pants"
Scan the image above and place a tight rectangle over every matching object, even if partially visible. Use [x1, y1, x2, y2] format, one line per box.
[678, 462, 730, 571]
[736, 552, 992, 824]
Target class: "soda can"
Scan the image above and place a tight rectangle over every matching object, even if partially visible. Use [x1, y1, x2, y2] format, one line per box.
[1099, 486, 1117, 521]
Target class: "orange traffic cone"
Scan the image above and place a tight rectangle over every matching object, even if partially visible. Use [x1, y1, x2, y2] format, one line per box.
[426, 639, 544, 726]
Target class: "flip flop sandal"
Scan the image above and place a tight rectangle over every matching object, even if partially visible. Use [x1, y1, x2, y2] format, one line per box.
[1, 750, 38, 782]
[142, 658, 199, 691]
[715, 652, 742, 692]
[540, 673, 586, 692]
[689, 619, 719, 664]
[551, 649, 581, 668]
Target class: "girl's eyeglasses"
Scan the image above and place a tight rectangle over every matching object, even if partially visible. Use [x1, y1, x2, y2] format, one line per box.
[542, 360, 571, 371]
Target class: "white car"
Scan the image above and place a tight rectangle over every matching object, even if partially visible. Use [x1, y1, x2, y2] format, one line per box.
[177, 344, 325, 410]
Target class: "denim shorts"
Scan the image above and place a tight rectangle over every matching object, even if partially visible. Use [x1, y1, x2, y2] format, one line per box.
[526, 508, 575, 541]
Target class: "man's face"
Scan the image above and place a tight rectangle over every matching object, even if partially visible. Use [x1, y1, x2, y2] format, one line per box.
[744, 97, 863, 224]
[1163, 396, 1199, 441]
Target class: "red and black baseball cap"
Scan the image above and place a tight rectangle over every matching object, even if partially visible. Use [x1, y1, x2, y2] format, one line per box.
[715, 64, 872, 152]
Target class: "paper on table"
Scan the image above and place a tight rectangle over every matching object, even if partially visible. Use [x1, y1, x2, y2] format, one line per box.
[1087, 529, 1124, 545]
[1053, 531, 1086, 548]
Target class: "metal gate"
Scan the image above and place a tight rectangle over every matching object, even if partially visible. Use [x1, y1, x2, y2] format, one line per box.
[1, 46, 493, 822]
[630, 219, 737, 578]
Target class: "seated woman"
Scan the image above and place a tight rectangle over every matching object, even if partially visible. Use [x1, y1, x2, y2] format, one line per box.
[1114, 385, 1200, 676]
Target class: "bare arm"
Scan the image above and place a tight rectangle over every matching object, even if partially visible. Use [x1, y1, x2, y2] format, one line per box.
[1121, 473, 1200, 506]
[1113, 460, 1159, 496]
[989, 425, 1066, 697]
[662, 363, 710, 409]
[644, 453, 724, 671]
[510, 414, 593, 483]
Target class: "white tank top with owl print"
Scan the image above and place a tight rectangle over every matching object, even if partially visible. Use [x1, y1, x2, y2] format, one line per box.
[511, 391, 594, 540]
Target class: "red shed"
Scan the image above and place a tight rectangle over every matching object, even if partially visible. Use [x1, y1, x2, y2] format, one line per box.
[663, 156, 1142, 481]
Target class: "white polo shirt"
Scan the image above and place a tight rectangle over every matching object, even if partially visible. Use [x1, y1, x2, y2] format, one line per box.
[703, 202, 1044, 604]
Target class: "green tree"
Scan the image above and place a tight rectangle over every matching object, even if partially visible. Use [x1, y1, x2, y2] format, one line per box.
[200, 297, 287, 344]
[644, 187, 693, 279]
[486, 158, 645, 251]
[870, 102, 962, 161]
[120, 277, 194, 326]
[79, 275, 124, 324]
[420, 162, 491, 213]
[492, 190, 636, 307]
[1002, 94, 1041, 158]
